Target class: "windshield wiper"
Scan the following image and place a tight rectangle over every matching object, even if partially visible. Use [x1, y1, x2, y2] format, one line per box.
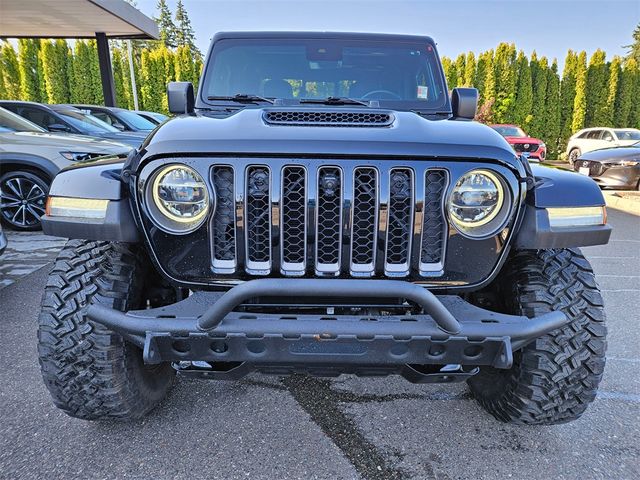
[300, 96, 370, 107]
[207, 94, 275, 104]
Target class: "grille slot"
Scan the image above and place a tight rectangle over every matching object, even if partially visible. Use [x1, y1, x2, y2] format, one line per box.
[350, 168, 378, 276]
[245, 166, 271, 274]
[281, 166, 307, 275]
[315, 167, 343, 275]
[420, 170, 448, 272]
[385, 168, 414, 276]
[211, 166, 236, 273]
[263, 110, 394, 127]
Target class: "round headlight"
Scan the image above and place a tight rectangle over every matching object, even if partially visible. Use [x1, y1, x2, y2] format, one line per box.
[448, 169, 510, 238]
[148, 165, 210, 233]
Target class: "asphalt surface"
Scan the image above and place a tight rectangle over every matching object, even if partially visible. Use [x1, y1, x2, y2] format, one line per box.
[0, 206, 639, 480]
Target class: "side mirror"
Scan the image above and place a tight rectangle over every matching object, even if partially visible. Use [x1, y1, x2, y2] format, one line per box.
[167, 81, 195, 114]
[48, 123, 70, 132]
[451, 87, 478, 120]
[112, 122, 126, 131]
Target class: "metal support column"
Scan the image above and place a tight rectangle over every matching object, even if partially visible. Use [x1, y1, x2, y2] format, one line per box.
[95, 32, 116, 107]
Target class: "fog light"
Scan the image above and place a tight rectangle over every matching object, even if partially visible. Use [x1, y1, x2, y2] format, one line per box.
[46, 197, 109, 219]
[547, 206, 606, 228]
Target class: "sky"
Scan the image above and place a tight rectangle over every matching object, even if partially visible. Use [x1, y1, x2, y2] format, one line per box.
[134, 0, 639, 69]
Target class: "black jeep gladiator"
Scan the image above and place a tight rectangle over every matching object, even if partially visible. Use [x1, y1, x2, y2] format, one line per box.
[39, 32, 611, 424]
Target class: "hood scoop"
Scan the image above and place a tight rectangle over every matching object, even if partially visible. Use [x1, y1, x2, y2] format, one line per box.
[263, 109, 395, 127]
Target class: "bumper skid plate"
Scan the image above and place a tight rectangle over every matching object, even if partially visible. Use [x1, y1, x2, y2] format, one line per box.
[87, 279, 567, 372]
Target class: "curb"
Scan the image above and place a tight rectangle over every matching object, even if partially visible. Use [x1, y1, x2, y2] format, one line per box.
[604, 193, 640, 216]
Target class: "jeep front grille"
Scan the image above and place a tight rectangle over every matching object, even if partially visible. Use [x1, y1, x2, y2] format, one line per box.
[210, 162, 449, 278]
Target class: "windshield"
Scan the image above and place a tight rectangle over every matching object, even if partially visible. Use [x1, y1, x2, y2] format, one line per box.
[614, 129, 640, 141]
[491, 125, 527, 137]
[57, 109, 119, 134]
[201, 37, 448, 112]
[0, 107, 46, 133]
[117, 110, 156, 130]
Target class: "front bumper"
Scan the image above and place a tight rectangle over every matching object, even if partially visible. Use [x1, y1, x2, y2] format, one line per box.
[88, 279, 567, 378]
[576, 160, 640, 188]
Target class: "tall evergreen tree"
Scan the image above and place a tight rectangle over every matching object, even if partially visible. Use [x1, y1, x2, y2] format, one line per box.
[175, 45, 195, 83]
[112, 47, 130, 109]
[156, 0, 178, 48]
[441, 57, 456, 89]
[629, 59, 640, 128]
[571, 51, 588, 133]
[1, 42, 22, 99]
[530, 55, 549, 138]
[585, 49, 608, 126]
[463, 52, 476, 87]
[624, 23, 640, 62]
[454, 53, 466, 87]
[18, 39, 42, 102]
[474, 51, 489, 102]
[41, 40, 71, 103]
[512, 50, 532, 127]
[602, 56, 621, 127]
[559, 50, 578, 150]
[544, 60, 562, 157]
[493, 43, 517, 123]
[614, 57, 638, 127]
[175, 0, 201, 56]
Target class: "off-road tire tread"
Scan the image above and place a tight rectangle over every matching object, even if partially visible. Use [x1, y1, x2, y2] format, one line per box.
[468, 248, 606, 425]
[38, 239, 174, 420]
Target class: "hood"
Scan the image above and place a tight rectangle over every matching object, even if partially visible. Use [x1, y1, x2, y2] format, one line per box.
[503, 136, 543, 144]
[580, 145, 640, 162]
[94, 130, 148, 147]
[138, 108, 523, 172]
[0, 131, 131, 154]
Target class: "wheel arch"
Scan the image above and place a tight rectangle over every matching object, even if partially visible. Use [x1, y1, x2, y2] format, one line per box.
[0, 153, 59, 181]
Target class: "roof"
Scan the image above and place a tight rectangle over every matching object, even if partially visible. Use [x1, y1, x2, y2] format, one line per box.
[212, 31, 436, 44]
[0, 0, 158, 39]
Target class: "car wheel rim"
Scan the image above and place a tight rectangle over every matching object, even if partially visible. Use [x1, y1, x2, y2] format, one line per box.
[0, 176, 47, 228]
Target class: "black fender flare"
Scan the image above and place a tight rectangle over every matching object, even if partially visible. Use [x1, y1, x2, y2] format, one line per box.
[514, 165, 611, 249]
[41, 157, 141, 242]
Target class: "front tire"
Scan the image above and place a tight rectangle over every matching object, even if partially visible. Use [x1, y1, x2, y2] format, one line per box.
[38, 240, 175, 420]
[0, 170, 48, 231]
[468, 249, 606, 425]
[568, 148, 581, 167]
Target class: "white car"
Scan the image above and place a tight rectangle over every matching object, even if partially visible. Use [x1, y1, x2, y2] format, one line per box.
[566, 127, 640, 165]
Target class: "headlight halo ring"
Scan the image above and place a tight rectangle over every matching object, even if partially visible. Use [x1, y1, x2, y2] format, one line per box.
[447, 168, 512, 239]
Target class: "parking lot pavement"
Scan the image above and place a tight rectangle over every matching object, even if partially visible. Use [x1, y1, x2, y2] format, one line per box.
[0, 230, 67, 289]
[0, 206, 639, 480]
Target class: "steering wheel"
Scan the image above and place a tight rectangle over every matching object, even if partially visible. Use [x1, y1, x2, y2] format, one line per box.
[361, 89, 402, 100]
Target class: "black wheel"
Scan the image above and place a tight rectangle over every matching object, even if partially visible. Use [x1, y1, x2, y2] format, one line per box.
[38, 240, 175, 420]
[0, 170, 48, 230]
[568, 148, 581, 167]
[468, 248, 606, 425]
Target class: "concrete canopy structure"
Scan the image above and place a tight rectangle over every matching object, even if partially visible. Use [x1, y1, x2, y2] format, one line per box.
[0, 0, 159, 106]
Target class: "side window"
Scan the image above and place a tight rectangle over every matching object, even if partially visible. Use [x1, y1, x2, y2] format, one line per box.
[92, 112, 113, 125]
[601, 130, 614, 141]
[17, 107, 57, 129]
[577, 130, 590, 139]
[586, 130, 601, 140]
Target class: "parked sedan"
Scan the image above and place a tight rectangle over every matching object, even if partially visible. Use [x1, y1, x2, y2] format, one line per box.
[71, 105, 156, 132]
[0, 107, 131, 230]
[573, 142, 640, 189]
[135, 110, 168, 125]
[566, 127, 640, 166]
[489, 124, 546, 161]
[0, 101, 147, 148]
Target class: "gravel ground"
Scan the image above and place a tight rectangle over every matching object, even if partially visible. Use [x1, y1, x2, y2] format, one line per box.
[0, 206, 638, 479]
